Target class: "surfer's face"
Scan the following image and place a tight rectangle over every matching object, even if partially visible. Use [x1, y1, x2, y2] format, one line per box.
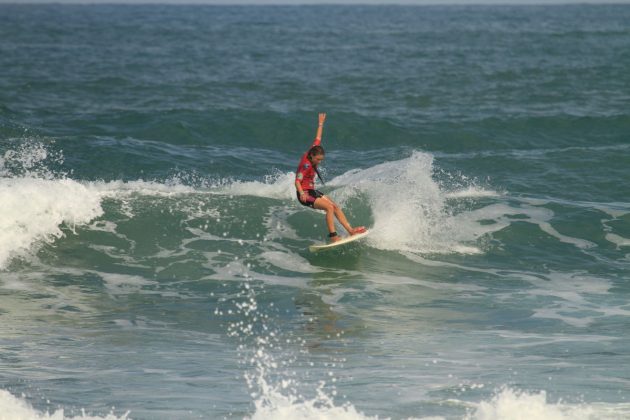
[310, 154, 324, 165]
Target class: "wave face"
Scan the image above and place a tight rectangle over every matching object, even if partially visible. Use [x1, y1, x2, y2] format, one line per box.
[2, 4, 630, 420]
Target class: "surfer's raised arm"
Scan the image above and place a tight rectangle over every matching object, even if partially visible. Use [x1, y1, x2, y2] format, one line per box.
[313, 112, 326, 146]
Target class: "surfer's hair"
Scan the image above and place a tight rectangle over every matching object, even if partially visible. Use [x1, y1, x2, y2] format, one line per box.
[308, 145, 325, 159]
[307, 145, 326, 185]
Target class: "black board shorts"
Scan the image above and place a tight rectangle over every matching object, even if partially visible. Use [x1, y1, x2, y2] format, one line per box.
[297, 189, 324, 208]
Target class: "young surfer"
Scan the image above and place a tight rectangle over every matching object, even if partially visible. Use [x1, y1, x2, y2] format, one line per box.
[295, 113, 366, 243]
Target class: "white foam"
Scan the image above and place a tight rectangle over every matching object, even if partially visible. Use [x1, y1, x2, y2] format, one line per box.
[204, 259, 310, 289]
[595, 204, 630, 219]
[519, 197, 630, 220]
[0, 277, 33, 292]
[463, 387, 630, 420]
[450, 202, 595, 252]
[247, 387, 378, 420]
[538, 222, 595, 250]
[444, 187, 500, 199]
[605, 233, 630, 248]
[259, 251, 320, 273]
[216, 172, 296, 200]
[88, 179, 196, 197]
[505, 270, 626, 328]
[262, 206, 301, 241]
[99, 273, 158, 295]
[397, 251, 628, 329]
[0, 389, 129, 420]
[0, 177, 104, 269]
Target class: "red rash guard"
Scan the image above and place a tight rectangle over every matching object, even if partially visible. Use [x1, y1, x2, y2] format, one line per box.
[295, 137, 321, 191]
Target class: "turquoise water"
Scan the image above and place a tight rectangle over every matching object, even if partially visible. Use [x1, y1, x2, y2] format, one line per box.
[1, 4, 630, 419]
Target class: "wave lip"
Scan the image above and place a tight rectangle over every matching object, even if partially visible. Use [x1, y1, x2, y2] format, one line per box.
[0, 174, 206, 270]
[0, 176, 103, 270]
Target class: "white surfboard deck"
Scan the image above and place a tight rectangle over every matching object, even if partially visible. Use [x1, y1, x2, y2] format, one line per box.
[309, 230, 370, 253]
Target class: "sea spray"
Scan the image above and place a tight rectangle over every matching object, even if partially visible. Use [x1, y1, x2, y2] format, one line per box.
[330, 151, 492, 254]
[219, 279, 377, 420]
[0, 138, 65, 180]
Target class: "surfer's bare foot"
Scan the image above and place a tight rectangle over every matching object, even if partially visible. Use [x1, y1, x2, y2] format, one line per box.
[330, 235, 342, 243]
[350, 226, 366, 235]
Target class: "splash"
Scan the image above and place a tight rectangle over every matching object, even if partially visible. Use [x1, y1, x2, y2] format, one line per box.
[330, 151, 495, 254]
[220, 279, 379, 420]
[0, 138, 65, 179]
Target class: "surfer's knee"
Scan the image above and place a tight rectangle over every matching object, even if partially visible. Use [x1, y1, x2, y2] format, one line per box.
[331, 203, 344, 215]
[315, 199, 334, 213]
[325, 199, 339, 211]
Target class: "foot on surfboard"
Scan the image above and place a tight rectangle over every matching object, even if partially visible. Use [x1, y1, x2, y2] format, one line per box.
[350, 226, 367, 235]
[330, 235, 342, 243]
[310, 229, 370, 252]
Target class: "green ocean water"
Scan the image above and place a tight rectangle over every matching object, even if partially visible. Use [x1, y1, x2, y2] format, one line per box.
[1, 4, 630, 419]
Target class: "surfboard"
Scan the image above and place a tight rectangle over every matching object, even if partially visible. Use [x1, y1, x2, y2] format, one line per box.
[308, 230, 370, 253]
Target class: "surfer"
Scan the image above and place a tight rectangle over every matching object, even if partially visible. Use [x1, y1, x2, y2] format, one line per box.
[295, 113, 366, 243]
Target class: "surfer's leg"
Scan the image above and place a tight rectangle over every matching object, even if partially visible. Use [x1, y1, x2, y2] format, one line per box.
[328, 197, 366, 235]
[317, 196, 363, 235]
[338, 212, 365, 235]
[313, 197, 341, 242]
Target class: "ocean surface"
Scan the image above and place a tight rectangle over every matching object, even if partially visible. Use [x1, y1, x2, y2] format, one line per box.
[1, 3, 630, 419]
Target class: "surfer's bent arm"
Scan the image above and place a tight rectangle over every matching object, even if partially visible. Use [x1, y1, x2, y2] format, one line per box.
[295, 179, 307, 199]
